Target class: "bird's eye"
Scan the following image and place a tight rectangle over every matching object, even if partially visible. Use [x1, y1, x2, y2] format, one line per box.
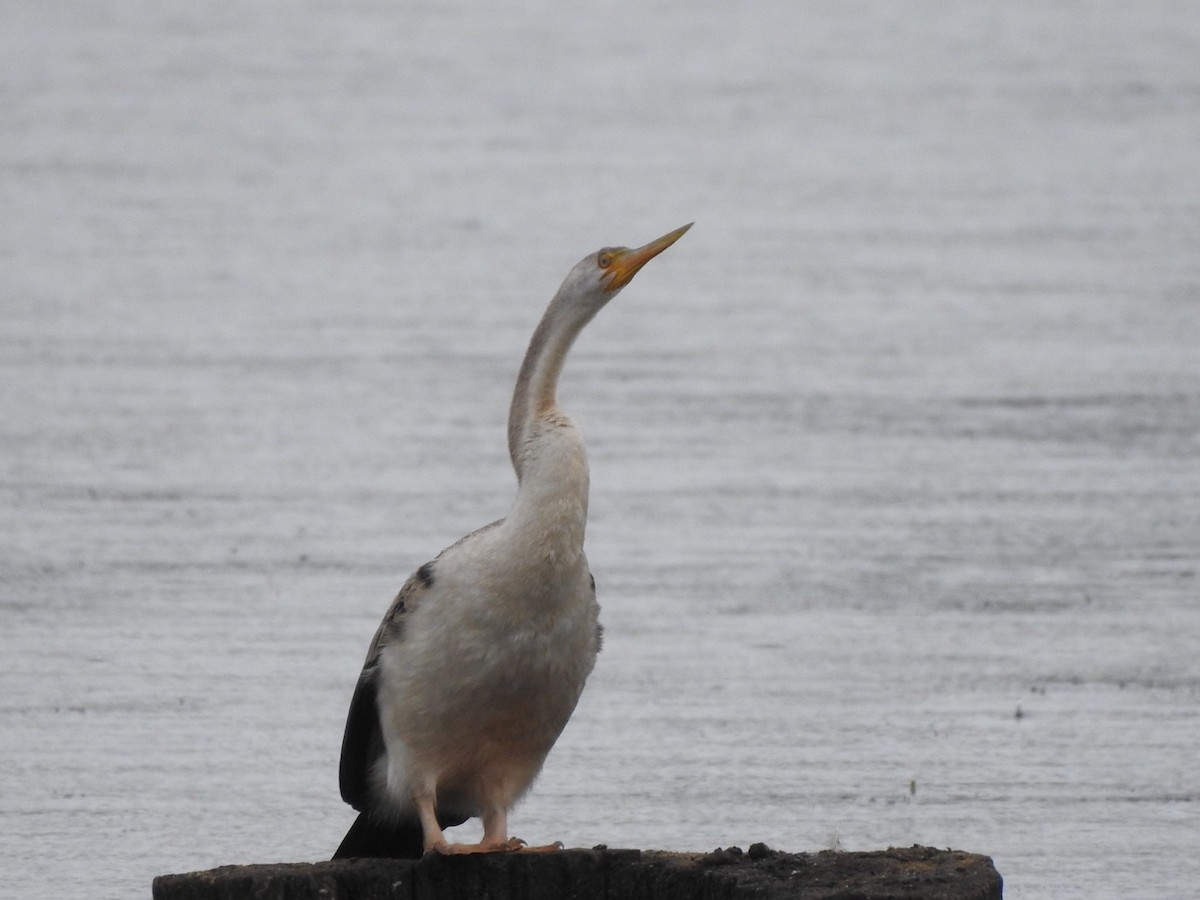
[597, 251, 613, 269]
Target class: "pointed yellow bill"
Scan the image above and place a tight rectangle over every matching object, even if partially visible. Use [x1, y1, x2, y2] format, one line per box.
[602, 222, 693, 292]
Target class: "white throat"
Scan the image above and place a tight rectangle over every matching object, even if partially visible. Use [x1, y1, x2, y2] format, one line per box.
[506, 411, 590, 573]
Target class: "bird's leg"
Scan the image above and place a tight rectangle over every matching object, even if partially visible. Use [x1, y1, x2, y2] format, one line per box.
[426, 806, 560, 855]
[432, 807, 523, 855]
[414, 788, 451, 854]
[479, 808, 526, 852]
[482, 808, 564, 854]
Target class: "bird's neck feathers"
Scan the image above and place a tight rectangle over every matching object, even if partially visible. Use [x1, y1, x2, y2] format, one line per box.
[502, 285, 600, 569]
[507, 289, 602, 478]
[507, 410, 590, 556]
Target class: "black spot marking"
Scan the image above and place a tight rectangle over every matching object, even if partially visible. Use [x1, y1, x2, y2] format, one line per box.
[416, 562, 435, 588]
[589, 572, 596, 593]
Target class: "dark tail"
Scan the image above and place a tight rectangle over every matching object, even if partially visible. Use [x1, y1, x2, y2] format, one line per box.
[333, 812, 425, 859]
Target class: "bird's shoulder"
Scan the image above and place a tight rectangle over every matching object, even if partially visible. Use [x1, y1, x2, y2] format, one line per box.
[365, 560, 435, 664]
[365, 518, 506, 664]
[443, 517, 504, 554]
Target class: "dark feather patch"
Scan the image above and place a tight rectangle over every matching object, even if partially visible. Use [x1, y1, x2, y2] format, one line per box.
[334, 811, 424, 859]
[338, 671, 382, 810]
[416, 561, 435, 588]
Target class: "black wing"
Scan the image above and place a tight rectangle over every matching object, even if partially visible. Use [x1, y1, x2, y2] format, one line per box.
[338, 667, 382, 810]
[337, 562, 433, 810]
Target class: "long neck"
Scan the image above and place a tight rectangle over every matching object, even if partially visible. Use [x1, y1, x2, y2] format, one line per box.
[504, 292, 595, 569]
[507, 292, 595, 481]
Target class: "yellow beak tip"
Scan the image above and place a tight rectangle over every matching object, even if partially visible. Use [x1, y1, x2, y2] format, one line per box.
[604, 222, 693, 291]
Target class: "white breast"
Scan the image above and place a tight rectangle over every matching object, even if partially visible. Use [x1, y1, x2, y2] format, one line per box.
[373, 477, 599, 818]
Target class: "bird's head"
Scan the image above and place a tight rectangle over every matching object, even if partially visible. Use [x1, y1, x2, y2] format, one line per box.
[559, 223, 693, 305]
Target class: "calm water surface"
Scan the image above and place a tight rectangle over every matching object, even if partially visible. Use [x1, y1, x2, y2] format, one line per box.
[2, 2, 1198, 898]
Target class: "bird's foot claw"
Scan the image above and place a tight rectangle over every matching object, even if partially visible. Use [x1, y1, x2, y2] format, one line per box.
[429, 837, 535, 855]
[517, 840, 565, 853]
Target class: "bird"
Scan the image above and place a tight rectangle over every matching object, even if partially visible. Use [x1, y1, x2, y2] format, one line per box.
[333, 223, 692, 859]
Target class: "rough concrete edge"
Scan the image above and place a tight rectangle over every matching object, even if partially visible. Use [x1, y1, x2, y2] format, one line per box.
[153, 844, 1003, 900]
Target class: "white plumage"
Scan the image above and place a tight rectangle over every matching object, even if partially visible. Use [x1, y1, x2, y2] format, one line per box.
[334, 224, 691, 858]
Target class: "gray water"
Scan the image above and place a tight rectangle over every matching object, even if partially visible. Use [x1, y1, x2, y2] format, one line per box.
[2, 2, 1198, 898]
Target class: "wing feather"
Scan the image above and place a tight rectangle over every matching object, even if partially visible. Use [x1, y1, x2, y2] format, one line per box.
[337, 563, 432, 809]
[337, 521, 506, 815]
